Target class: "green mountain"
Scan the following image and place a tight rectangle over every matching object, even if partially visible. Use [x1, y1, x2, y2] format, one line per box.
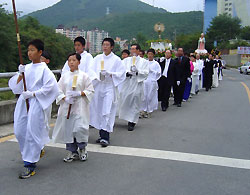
[67, 11, 203, 40]
[26, 0, 166, 27]
[25, 0, 203, 40]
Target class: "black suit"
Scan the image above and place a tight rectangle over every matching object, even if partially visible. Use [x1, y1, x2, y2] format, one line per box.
[173, 56, 191, 105]
[158, 58, 176, 108]
[203, 59, 214, 91]
[215, 59, 223, 77]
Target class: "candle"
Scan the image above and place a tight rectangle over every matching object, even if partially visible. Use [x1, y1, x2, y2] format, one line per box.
[132, 56, 136, 66]
[101, 60, 104, 70]
[72, 75, 78, 88]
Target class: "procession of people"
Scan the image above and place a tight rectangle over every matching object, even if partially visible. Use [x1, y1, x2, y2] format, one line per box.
[8, 35, 224, 179]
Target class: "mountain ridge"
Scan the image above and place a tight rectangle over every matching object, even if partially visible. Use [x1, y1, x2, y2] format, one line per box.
[23, 0, 203, 40]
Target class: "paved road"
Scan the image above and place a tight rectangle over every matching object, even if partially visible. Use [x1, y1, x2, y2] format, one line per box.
[1, 69, 250, 195]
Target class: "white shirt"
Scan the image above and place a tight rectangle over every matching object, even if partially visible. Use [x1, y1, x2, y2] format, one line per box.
[162, 58, 171, 78]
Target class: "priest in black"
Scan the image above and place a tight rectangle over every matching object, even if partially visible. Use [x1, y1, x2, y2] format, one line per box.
[173, 48, 191, 107]
[158, 50, 176, 111]
[203, 54, 214, 91]
[215, 55, 223, 79]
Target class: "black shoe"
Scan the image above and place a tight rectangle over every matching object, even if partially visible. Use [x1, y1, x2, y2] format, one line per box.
[177, 104, 182, 107]
[19, 168, 36, 179]
[162, 107, 167, 112]
[128, 122, 136, 131]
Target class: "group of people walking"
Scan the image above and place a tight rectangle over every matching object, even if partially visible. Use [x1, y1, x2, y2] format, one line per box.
[8, 36, 223, 179]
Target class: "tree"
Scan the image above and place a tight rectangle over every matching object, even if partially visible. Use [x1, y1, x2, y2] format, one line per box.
[113, 43, 121, 57]
[136, 33, 149, 50]
[206, 14, 241, 44]
[0, 5, 17, 72]
[175, 33, 201, 54]
[0, 6, 74, 72]
[240, 26, 250, 40]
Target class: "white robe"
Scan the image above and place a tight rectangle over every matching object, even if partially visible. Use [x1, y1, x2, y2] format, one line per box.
[90, 52, 126, 133]
[196, 59, 204, 90]
[213, 67, 219, 88]
[119, 56, 149, 123]
[191, 62, 200, 95]
[8, 62, 59, 163]
[62, 51, 97, 81]
[141, 60, 161, 113]
[52, 70, 94, 144]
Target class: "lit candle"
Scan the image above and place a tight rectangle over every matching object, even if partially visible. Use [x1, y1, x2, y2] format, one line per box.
[72, 75, 78, 88]
[132, 56, 136, 66]
[101, 60, 104, 70]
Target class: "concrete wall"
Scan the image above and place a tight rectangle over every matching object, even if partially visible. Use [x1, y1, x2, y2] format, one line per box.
[0, 100, 59, 125]
[221, 54, 241, 67]
[0, 100, 17, 125]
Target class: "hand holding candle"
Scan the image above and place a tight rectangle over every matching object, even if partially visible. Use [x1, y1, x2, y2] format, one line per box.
[67, 75, 78, 119]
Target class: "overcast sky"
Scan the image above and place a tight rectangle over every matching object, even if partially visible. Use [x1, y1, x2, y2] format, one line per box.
[2, 0, 203, 15]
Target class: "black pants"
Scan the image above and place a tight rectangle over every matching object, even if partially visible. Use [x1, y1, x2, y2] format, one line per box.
[99, 130, 110, 141]
[204, 74, 212, 90]
[158, 81, 172, 108]
[173, 80, 186, 104]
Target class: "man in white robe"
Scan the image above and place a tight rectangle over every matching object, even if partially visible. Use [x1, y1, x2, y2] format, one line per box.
[119, 44, 149, 131]
[8, 39, 59, 179]
[141, 49, 161, 118]
[90, 38, 126, 147]
[190, 55, 200, 95]
[196, 54, 204, 91]
[62, 36, 97, 81]
[52, 53, 94, 162]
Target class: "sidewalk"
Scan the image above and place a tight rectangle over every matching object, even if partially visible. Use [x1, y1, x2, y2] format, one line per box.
[0, 123, 14, 138]
[0, 118, 57, 138]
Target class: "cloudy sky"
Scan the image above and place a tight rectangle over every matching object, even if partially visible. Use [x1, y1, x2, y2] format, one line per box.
[2, 0, 203, 15]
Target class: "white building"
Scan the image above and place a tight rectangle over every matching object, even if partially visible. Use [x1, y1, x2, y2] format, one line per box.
[217, 0, 250, 26]
[86, 29, 109, 54]
[114, 37, 128, 50]
[56, 26, 109, 54]
[55, 25, 86, 40]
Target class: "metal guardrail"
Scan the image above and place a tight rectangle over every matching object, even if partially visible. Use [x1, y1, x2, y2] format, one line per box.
[0, 70, 62, 92]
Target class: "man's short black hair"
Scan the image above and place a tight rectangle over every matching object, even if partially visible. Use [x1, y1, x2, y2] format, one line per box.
[140, 50, 145, 55]
[28, 39, 44, 52]
[74, 36, 86, 46]
[131, 44, 141, 51]
[102, 38, 115, 47]
[42, 51, 51, 60]
[147, 49, 155, 55]
[190, 54, 196, 59]
[67, 52, 81, 62]
[122, 49, 130, 56]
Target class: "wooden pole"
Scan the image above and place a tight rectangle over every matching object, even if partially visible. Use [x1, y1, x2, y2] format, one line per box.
[12, 0, 29, 112]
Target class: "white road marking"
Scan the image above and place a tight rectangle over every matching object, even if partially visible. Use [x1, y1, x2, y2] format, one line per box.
[8, 138, 250, 170]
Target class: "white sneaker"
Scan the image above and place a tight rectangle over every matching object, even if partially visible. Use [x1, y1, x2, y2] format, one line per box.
[79, 148, 88, 161]
[100, 139, 109, 147]
[63, 152, 79, 163]
[139, 111, 144, 119]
